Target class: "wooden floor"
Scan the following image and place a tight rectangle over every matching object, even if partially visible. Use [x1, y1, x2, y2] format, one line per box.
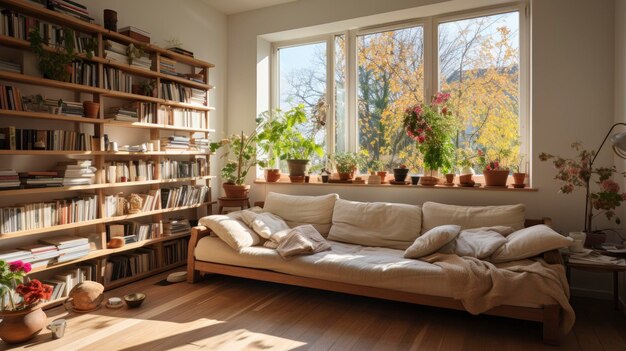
[2, 271, 625, 351]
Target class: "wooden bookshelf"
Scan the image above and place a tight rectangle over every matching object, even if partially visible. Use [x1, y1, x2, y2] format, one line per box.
[0, 0, 215, 300]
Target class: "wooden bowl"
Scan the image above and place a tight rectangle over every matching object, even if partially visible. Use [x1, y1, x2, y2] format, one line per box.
[124, 293, 146, 308]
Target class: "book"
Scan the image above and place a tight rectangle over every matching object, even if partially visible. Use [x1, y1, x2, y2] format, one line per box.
[40, 235, 89, 247]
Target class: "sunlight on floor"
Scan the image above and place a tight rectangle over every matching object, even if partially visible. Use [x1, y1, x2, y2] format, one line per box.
[191, 328, 307, 350]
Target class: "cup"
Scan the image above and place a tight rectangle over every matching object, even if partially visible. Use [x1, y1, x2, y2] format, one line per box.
[110, 141, 119, 152]
[108, 297, 122, 306]
[569, 232, 586, 252]
[411, 175, 421, 185]
[47, 319, 67, 339]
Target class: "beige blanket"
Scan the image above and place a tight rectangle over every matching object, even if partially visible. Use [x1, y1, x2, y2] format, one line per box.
[277, 225, 331, 258]
[422, 253, 575, 334]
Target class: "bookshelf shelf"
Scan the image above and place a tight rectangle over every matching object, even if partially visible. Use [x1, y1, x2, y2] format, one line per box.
[0, 0, 215, 297]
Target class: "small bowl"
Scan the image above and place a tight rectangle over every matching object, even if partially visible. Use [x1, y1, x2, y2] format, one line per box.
[124, 293, 146, 308]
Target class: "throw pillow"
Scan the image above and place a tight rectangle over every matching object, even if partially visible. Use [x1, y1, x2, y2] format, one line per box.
[328, 199, 422, 249]
[421, 202, 526, 233]
[454, 229, 508, 259]
[403, 225, 461, 259]
[240, 210, 290, 239]
[263, 192, 339, 236]
[491, 225, 573, 262]
[198, 215, 262, 251]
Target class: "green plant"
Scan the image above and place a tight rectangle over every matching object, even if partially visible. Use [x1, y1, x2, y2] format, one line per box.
[332, 152, 367, 173]
[210, 127, 266, 185]
[29, 27, 95, 82]
[127, 43, 145, 65]
[370, 159, 386, 172]
[139, 80, 155, 96]
[256, 104, 324, 163]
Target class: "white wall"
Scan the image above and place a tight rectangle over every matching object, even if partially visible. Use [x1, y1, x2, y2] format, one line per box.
[227, 0, 618, 298]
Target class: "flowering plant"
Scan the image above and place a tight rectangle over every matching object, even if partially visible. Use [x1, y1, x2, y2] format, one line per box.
[539, 142, 626, 233]
[403, 92, 457, 174]
[1, 260, 52, 311]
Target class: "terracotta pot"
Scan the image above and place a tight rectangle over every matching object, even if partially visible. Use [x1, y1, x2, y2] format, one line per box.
[0, 304, 47, 344]
[444, 173, 455, 184]
[287, 159, 309, 176]
[338, 172, 352, 181]
[512, 172, 526, 185]
[420, 176, 439, 186]
[289, 175, 305, 183]
[83, 101, 100, 118]
[459, 174, 473, 184]
[265, 169, 281, 182]
[222, 183, 250, 198]
[393, 168, 409, 182]
[483, 169, 509, 187]
[376, 171, 387, 182]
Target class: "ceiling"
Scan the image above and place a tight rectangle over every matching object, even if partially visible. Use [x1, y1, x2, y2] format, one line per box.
[203, 0, 297, 15]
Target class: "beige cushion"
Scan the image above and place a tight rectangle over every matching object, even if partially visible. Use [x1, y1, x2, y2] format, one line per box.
[454, 229, 508, 259]
[198, 215, 261, 251]
[328, 199, 422, 250]
[263, 192, 339, 236]
[491, 225, 573, 262]
[404, 225, 460, 258]
[239, 210, 290, 240]
[421, 202, 526, 233]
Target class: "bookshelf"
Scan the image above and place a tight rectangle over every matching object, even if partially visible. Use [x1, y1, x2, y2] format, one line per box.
[0, 0, 215, 308]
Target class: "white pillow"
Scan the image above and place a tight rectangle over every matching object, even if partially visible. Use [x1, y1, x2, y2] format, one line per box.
[198, 215, 262, 251]
[421, 202, 526, 233]
[239, 210, 290, 239]
[263, 192, 339, 236]
[454, 229, 508, 259]
[404, 225, 460, 258]
[491, 225, 573, 262]
[328, 199, 422, 249]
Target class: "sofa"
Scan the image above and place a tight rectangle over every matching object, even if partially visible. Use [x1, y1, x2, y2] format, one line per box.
[187, 192, 574, 345]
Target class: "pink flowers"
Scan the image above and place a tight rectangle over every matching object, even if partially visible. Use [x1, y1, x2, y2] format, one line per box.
[601, 179, 620, 193]
[432, 92, 451, 105]
[9, 260, 32, 273]
[15, 279, 52, 306]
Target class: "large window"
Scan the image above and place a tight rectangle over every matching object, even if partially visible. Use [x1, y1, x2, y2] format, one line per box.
[272, 4, 528, 174]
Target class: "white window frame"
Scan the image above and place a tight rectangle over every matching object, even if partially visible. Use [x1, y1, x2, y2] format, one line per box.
[270, 1, 530, 170]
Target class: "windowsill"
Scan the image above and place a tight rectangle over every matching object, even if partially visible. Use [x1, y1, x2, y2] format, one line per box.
[254, 180, 537, 192]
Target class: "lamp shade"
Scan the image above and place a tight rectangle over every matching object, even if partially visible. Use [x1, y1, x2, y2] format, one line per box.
[611, 131, 626, 159]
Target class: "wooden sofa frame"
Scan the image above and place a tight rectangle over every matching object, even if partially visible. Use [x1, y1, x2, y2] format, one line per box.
[187, 218, 565, 345]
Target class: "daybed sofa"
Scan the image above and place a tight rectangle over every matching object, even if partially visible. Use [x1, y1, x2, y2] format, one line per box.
[187, 192, 574, 345]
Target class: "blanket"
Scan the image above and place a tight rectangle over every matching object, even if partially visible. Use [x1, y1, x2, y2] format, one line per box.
[277, 225, 331, 258]
[422, 253, 575, 334]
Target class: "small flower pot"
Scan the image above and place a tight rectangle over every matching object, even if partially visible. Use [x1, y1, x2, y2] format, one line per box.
[321, 174, 329, 183]
[411, 175, 421, 185]
[459, 174, 473, 185]
[265, 169, 281, 182]
[83, 101, 100, 118]
[376, 171, 388, 182]
[338, 172, 352, 181]
[304, 175, 310, 183]
[483, 169, 509, 187]
[444, 173, 455, 185]
[222, 183, 250, 198]
[512, 172, 526, 186]
[393, 168, 409, 182]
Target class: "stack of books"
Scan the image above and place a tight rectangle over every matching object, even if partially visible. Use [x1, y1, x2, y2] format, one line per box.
[40, 235, 90, 263]
[119, 26, 150, 43]
[18, 243, 60, 268]
[161, 135, 190, 150]
[105, 106, 138, 122]
[191, 138, 210, 152]
[130, 53, 152, 70]
[104, 40, 129, 63]
[57, 160, 96, 186]
[190, 88, 206, 105]
[46, 0, 94, 23]
[0, 85, 24, 111]
[0, 59, 21, 73]
[159, 57, 177, 76]
[57, 99, 84, 117]
[0, 170, 20, 190]
[167, 47, 194, 58]
[161, 185, 209, 209]
[0, 249, 33, 264]
[19, 171, 63, 188]
[162, 218, 191, 236]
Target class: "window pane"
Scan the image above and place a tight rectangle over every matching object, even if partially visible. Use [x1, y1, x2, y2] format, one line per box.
[357, 26, 424, 172]
[278, 42, 327, 168]
[334, 35, 346, 154]
[439, 12, 520, 171]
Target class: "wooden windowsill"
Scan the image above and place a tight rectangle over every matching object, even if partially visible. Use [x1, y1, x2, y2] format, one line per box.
[254, 179, 538, 191]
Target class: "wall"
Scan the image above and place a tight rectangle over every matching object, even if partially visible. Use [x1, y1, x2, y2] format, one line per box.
[615, 0, 626, 306]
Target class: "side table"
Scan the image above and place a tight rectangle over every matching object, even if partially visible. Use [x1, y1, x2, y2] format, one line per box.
[565, 256, 626, 310]
[217, 196, 250, 214]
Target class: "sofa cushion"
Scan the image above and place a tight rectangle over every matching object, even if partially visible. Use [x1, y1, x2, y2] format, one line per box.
[491, 225, 573, 262]
[198, 215, 262, 251]
[454, 229, 508, 259]
[263, 192, 339, 236]
[421, 202, 526, 233]
[328, 199, 422, 249]
[404, 225, 460, 258]
[239, 210, 290, 240]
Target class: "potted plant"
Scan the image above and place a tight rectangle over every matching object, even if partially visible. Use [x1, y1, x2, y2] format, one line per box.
[132, 80, 156, 97]
[392, 164, 409, 182]
[403, 92, 456, 185]
[457, 148, 478, 186]
[320, 168, 331, 183]
[370, 159, 388, 183]
[332, 152, 366, 181]
[512, 154, 527, 188]
[256, 105, 323, 181]
[482, 160, 510, 187]
[0, 260, 52, 344]
[210, 127, 265, 198]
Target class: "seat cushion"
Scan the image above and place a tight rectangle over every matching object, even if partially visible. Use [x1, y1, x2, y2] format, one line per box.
[263, 192, 339, 236]
[328, 199, 422, 249]
[421, 202, 526, 233]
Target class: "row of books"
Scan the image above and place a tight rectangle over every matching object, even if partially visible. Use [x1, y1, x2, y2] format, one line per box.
[161, 185, 209, 209]
[46, 0, 93, 23]
[44, 264, 96, 301]
[0, 194, 98, 234]
[19, 171, 62, 188]
[57, 160, 95, 186]
[0, 59, 21, 73]
[68, 61, 97, 87]
[103, 66, 133, 93]
[105, 221, 162, 242]
[160, 158, 209, 180]
[161, 82, 206, 105]
[159, 107, 207, 129]
[0, 85, 23, 111]
[163, 237, 189, 266]
[0, 127, 94, 151]
[104, 248, 157, 284]
[104, 40, 152, 70]
[105, 160, 156, 183]
[21, 96, 84, 116]
[103, 189, 160, 218]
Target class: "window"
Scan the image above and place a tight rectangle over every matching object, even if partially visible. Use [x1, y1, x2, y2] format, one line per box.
[271, 4, 528, 175]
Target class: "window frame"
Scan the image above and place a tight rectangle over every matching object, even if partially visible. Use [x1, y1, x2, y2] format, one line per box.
[270, 1, 530, 173]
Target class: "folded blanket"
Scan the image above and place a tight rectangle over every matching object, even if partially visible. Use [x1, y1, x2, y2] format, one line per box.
[277, 225, 331, 258]
[422, 253, 575, 334]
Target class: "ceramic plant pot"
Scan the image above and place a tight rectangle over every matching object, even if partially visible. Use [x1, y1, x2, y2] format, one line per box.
[83, 101, 100, 118]
[0, 304, 47, 344]
[483, 169, 509, 187]
[392, 168, 409, 182]
[265, 169, 281, 182]
[222, 183, 250, 198]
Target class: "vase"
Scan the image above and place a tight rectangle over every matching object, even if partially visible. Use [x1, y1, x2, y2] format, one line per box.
[0, 304, 47, 344]
[222, 183, 250, 198]
[392, 168, 409, 182]
[483, 169, 509, 187]
[103, 9, 118, 31]
[265, 169, 281, 182]
[83, 101, 100, 118]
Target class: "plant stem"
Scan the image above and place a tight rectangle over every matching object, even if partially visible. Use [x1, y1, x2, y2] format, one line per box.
[237, 131, 244, 184]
